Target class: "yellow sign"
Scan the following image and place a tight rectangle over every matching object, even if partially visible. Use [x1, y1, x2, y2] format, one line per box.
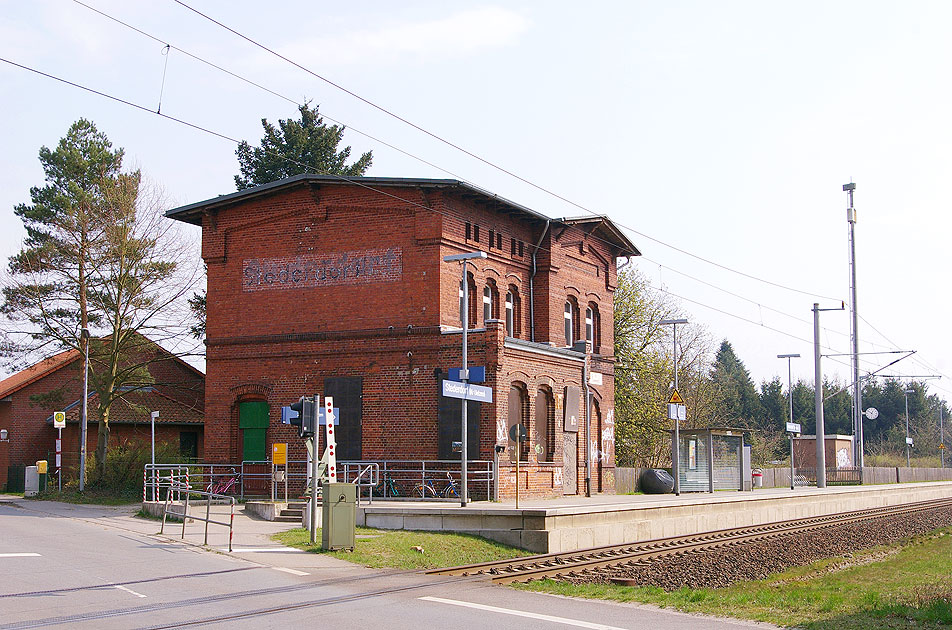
[53, 411, 66, 429]
[272, 442, 287, 465]
[940, 443, 946, 450]
[669, 390, 685, 405]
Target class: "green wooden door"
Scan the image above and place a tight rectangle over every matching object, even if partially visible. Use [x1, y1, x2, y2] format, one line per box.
[239, 401, 269, 462]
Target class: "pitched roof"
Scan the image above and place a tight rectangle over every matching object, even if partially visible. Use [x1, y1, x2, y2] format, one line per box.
[57, 388, 203, 426]
[165, 174, 641, 257]
[0, 349, 79, 399]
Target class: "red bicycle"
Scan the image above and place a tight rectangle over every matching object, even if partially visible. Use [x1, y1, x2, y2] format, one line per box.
[206, 469, 240, 495]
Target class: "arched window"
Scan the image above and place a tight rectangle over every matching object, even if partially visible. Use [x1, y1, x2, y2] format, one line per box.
[535, 386, 555, 463]
[505, 285, 521, 338]
[467, 273, 478, 328]
[457, 272, 478, 328]
[564, 299, 578, 347]
[585, 307, 593, 345]
[508, 383, 529, 462]
[585, 303, 600, 352]
[483, 280, 498, 323]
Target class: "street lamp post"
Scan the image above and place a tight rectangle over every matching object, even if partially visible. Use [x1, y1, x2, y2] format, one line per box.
[661, 318, 688, 496]
[940, 406, 945, 469]
[778, 353, 800, 490]
[150, 411, 160, 469]
[79, 327, 90, 492]
[904, 388, 915, 467]
[843, 182, 864, 468]
[444, 250, 487, 507]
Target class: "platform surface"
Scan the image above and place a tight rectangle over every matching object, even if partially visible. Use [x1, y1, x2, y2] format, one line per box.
[357, 480, 952, 553]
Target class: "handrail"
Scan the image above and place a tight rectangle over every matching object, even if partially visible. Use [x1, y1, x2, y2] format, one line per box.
[159, 479, 236, 552]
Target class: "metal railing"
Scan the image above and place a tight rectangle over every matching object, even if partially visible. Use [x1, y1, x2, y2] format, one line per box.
[143, 458, 494, 502]
[160, 478, 236, 552]
[797, 466, 863, 486]
[143, 464, 190, 503]
[368, 460, 493, 500]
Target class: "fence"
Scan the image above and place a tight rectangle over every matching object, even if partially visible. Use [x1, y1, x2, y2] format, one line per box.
[159, 478, 236, 552]
[143, 458, 492, 502]
[616, 466, 952, 493]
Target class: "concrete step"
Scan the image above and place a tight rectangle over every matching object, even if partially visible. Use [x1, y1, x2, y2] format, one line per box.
[273, 515, 301, 522]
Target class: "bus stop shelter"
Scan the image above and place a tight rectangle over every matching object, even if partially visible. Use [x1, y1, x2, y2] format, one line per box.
[670, 427, 750, 492]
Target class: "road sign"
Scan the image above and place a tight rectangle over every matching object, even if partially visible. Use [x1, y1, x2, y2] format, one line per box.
[940, 444, 946, 450]
[669, 390, 684, 404]
[53, 411, 66, 429]
[906, 437, 914, 445]
[786, 422, 802, 434]
[448, 366, 485, 383]
[667, 403, 686, 421]
[509, 423, 527, 443]
[442, 380, 493, 403]
[272, 443, 287, 465]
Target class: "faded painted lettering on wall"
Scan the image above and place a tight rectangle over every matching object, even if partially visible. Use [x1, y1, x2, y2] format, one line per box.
[243, 248, 403, 291]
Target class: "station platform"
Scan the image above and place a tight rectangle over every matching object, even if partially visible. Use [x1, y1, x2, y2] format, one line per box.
[357, 480, 952, 553]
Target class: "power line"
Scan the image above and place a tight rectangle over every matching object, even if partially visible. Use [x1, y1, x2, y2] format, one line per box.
[6, 52, 945, 401]
[169, 0, 845, 303]
[70, 0, 476, 184]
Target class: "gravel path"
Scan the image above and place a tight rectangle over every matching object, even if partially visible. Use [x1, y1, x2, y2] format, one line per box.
[565, 506, 952, 590]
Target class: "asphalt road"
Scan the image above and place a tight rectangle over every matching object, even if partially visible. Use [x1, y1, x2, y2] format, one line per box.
[0, 497, 777, 629]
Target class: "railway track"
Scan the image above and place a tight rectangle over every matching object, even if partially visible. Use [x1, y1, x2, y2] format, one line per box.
[426, 496, 952, 584]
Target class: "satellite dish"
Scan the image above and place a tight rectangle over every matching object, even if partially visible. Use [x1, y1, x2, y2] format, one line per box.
[864, 407, 879, 420]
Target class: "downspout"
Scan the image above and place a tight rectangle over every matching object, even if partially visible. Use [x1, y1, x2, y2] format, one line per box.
[584, 352, 592, 497]
[529, 220, 551, 343]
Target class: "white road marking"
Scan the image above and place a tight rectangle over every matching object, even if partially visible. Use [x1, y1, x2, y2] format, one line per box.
[223, 547, 304, 553]
[114, 585, 147, 598]
[0, 553, 41, 558]
[419, 597, 631, 630]
[273, 567, 310, 576]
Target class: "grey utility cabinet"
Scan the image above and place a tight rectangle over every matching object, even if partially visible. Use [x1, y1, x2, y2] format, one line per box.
[321, 482, 356, 551]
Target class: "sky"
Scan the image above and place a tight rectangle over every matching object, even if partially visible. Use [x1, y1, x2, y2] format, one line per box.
[1, 1, 950, 404]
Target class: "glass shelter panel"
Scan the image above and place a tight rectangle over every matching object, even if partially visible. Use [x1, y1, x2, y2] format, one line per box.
[713, 434, 742, 490]
[678, 433, 709, 492]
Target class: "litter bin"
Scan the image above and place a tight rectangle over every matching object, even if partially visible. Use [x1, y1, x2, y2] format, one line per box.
[752, 469, 763, 488]
[36, 460, 48, 492]
[24, 466, 39, 497]
[321, 482, 356, 551]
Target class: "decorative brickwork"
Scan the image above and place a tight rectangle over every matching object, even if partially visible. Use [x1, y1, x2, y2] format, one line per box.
[168, 176, 638, 498]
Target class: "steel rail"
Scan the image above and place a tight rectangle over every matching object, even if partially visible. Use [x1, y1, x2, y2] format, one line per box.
[426, 497, 952, 584]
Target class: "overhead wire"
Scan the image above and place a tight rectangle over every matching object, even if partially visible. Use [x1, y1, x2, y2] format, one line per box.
[169, 0, 844, 303]
[6, 25, 946, 399]
[70, 0, 476, 185]
[0, 54, 902, 386]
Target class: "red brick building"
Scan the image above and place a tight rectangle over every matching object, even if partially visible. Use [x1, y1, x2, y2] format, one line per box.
[0, 342, 204, 490]
[168, 175, 638, 497]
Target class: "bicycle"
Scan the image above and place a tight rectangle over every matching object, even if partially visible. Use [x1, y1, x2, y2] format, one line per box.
[373, 475, 400, 498]
[206, 468, 240, 496]
[414, 472, 460, 499]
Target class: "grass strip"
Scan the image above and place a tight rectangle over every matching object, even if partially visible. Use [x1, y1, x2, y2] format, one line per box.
[273, 527, 531, 570]
[518, 528, 952, 629]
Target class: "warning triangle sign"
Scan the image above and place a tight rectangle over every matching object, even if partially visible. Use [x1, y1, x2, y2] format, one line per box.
[669, 390, 685, 404]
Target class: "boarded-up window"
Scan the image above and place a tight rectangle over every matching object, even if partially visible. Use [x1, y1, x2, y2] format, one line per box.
[438, 377, 480, 459]
[563, 386, 580, 432]
[324, 377, 362, 460]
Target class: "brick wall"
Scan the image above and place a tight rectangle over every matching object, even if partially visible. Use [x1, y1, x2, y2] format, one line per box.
[199, 180, 623, 497]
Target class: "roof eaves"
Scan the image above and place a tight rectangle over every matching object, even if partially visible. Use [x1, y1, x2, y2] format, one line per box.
[165, 175, 555, 226]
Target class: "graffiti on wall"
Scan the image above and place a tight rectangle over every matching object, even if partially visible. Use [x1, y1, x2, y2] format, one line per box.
[243, 247, 402, 291]
[593, 409, 615, 463]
